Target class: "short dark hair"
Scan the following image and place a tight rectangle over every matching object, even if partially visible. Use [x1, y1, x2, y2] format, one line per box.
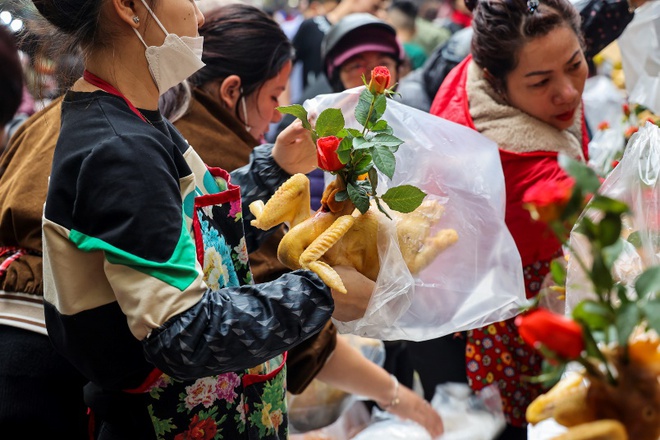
[0, 25, 23, 126]
[467, 0, 582, 90]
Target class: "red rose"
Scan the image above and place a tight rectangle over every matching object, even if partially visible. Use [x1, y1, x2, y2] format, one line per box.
[623, 103, 631, 117]
[625, 125, 639, 138]
[367, 66, 391, 95]
[597, 121, 610, 131]
[174, 415, 218, 440]
[316, 135, 344, 172]
[515, 309, 584, 359]
[611, 160, 620, 169]
[522, 178, 574, 224]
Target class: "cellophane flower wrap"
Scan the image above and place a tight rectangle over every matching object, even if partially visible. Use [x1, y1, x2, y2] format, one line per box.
[278, 68, 526, 340]
[517, 123, 660, 439]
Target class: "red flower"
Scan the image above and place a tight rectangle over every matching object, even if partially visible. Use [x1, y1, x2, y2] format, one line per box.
[367, 66, 391, 95]
[597, 121, 610, 131]
[316, 136, 344, 172]
[522, 178, 575, 223]
[611, 160, 619, 169]
[623, 103, 630, 117]
[515, 309, 584, 359]
[625, 125, 639, 138]
[174, 415, 218, 440]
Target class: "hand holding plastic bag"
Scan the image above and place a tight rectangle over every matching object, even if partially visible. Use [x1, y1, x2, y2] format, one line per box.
[302, 87, 526, 341]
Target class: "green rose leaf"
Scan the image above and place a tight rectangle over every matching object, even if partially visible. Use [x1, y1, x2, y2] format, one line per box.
[348, 182, 370, 214]
[337, 137, 353, 164]
[573, 217, 597, 240]
[634, 266, 660, 298]
[627, 230, 642, 248]
[334, 189, 349, 202]
[580, 323, 607, 358]
[316, 108, 345, 137]
[640, 298, 660, 334]
[346, 128, 362, 137]
[373, 133, 404, 151]
[597, 212, 622, 247]
[368, 168, 379, 193]
[615, 283, 631, 305]
[559, 155, 602, 194]
[353, 136, 372, 150]
[550, 259, 566, 285]
[353, 154, 374, 176]
[277, 104, 311, 130]
[615, 302, 640, 347]
[382, 185, 426, 213]
[371, 145, 396, 179]
[355, 89, 375, 127]
[602, 239, 623, 268]
[572, 299, 613, 330]
[371, 120, 388, 131]
[591, 252, 614, 293]
[371, 94, 387, 124]
[588, 195, 630, 215]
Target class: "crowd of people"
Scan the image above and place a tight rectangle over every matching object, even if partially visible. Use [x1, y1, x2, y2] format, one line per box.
[0, 0, 651, 438]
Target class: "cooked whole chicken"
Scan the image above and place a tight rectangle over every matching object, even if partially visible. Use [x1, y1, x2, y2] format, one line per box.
[526, 335, 660, 440]
[249, 174, 459, 294]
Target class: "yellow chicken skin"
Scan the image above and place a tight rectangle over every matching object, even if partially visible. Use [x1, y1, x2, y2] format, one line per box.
[249, 174, 459, 294]
[526, 336, 660, 440]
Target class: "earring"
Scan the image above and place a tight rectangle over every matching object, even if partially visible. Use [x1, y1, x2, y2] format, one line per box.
[133, 16, 140, 24]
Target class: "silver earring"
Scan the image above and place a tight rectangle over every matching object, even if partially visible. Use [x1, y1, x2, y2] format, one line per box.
[133, 16, 140, 24]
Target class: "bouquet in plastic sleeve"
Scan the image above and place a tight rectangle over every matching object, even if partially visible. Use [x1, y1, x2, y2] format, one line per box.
[250, 66, 526, 341]
[515, 133, 660, 439]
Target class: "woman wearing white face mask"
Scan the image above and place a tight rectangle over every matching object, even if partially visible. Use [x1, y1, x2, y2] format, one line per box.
[30, 0, 375, 438]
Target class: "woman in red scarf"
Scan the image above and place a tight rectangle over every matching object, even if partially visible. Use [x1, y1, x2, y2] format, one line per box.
[430, 0, 589, 438]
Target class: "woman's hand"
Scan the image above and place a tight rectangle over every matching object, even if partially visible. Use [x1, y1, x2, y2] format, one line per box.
[315, 335, 444, 439]
[384, 383, 445, 438]
[330, 265, 375, 322]
[271, 119, 317, 175]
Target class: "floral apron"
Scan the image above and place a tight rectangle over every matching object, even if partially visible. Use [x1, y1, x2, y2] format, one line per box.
[83, 71, 288, 440]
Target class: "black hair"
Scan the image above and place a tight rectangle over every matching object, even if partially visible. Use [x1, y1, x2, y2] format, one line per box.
[0, 25, 23, 126]
[466, 0, 582, 91]
[187, 3, 294, 122]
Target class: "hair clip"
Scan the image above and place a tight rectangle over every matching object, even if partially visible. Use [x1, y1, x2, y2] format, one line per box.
[527, 0, 539, 13]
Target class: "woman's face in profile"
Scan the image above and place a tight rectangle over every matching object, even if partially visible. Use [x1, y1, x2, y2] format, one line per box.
[503, 25, 588, 131]
[243, 60, 292, 142]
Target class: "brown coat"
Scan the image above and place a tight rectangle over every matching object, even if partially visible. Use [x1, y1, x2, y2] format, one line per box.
[0, 98, 63, 297]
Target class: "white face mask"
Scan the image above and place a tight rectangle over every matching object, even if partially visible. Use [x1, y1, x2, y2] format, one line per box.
[241, 93, 252, 134]
[133, 0, 205, 95]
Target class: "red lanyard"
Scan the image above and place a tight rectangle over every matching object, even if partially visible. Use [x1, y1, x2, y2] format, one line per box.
[83, 70, 149, 124]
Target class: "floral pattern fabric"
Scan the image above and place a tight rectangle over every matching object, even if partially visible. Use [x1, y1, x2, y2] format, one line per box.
[138, 170, 288, 439]
[465, 256, 559, 427]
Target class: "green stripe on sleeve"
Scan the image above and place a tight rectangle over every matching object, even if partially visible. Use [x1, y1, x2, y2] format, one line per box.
[69, 219, 199, 291]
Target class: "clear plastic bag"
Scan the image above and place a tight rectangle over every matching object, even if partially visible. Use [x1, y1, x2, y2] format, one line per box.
[350, 383, 505, 440]
[582, 75, 626, 176]
[287, 335, 386, 434]
[618, 2, 660, 107]
[566, 122, 660, 311]
[303, 87, 526, 341]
